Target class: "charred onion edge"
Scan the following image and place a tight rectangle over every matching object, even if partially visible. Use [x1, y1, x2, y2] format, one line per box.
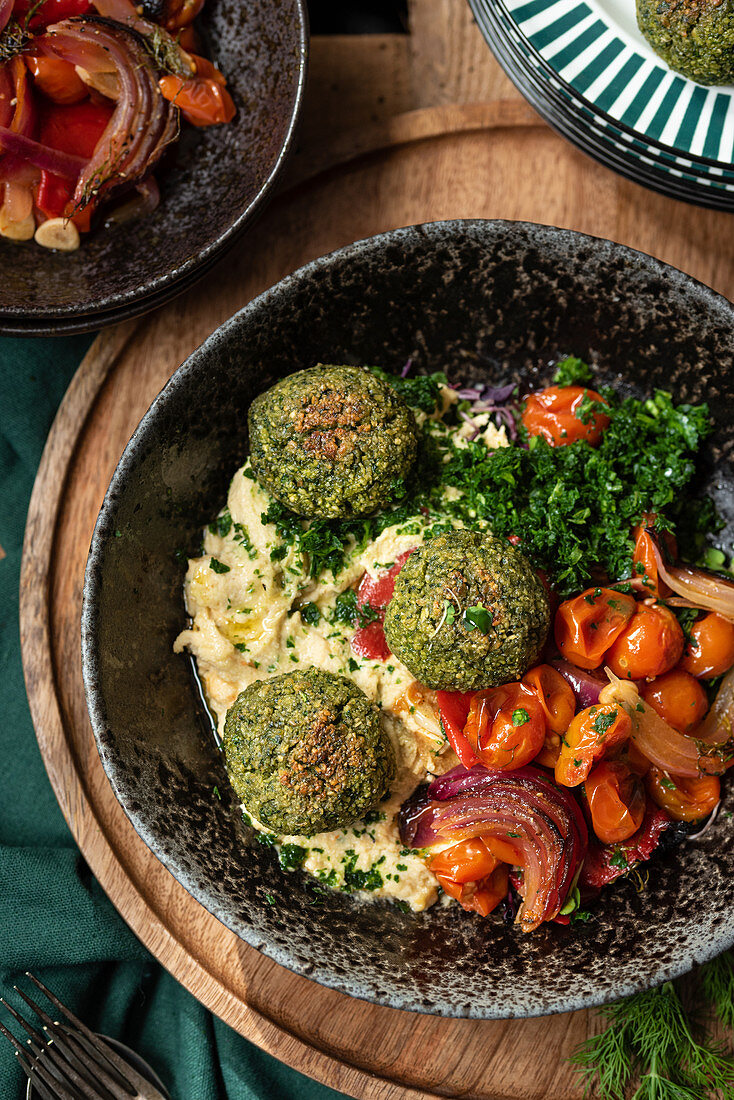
[39, 15, 178, 209]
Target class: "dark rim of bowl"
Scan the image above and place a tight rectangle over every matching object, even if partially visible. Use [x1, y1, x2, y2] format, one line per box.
[0, 0, 309, 334]
[81, 219, 734, 1018]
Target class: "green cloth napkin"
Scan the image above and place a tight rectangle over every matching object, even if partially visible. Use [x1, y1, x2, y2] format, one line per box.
[0, 338, 345, 1100]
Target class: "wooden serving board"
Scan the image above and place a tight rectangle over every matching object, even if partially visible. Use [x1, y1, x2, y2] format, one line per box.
[20, 93, 734, 1100]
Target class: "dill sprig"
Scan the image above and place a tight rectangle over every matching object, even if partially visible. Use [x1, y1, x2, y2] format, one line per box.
[0, 19, 31, 63]
[141, 24, 194, 77]
[572, 961, 734, 1100]
[701, 953, 734, 1031]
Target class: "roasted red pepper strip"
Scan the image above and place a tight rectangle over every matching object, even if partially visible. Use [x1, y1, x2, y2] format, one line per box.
[14, 0, 92, 30]
[39, 100, 113, 159]
[436, 690, 478, 768]
[579, 805, 671, 892]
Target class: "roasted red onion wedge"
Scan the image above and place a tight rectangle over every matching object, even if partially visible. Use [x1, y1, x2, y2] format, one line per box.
[651, 541, 734, 621]
[551, 660, 607, 708]
[398, 765, 588, 932]
[694, 666, 734, 751]
[0, 0, 13, 34]
[0, 127, 85, 178]
[599, 672, 728, 777]
[40, 16, 178, 209]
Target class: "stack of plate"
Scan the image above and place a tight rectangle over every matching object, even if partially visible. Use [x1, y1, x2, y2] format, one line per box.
[469, 0, 734, 210]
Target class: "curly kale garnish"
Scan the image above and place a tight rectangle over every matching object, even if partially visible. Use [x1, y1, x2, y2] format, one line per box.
[368, 365, 448, 413]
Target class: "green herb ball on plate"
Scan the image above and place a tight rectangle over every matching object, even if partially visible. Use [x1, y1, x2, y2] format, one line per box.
[223, 667, 396, 836]
[248, 365, 418, 518]
[384, 530, 551, 691]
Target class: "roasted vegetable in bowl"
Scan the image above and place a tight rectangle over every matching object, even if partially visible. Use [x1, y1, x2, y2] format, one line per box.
[0, 0, 235, 250]
[175, 355, 733, 934]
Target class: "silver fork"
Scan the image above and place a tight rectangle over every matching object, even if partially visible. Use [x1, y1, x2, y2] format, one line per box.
[0, 973, 169, 1100]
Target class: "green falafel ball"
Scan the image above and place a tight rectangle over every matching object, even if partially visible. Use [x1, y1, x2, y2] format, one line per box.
[637, 0, 734, 83]
[248, 365, 417, 518]
[223, 667, 395, 836]
[384, 530, 550, 691]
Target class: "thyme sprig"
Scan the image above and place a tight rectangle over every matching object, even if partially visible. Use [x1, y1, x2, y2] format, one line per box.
[572, 957, 734, 1099]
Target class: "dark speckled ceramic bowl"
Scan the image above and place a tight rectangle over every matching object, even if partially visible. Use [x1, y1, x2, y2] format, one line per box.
[82, 220, 734, 1018]
[0, 0, 307, 337]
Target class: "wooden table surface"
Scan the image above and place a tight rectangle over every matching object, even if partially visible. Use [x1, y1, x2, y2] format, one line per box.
[20, 9, 733, 1100]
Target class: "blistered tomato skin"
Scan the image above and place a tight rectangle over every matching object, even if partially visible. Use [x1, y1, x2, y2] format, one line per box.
[680, 612, 734, 678]
[646, 768, 720, 822]
[641, 668, 708, 732]
[585, 760, 646, 845]
[521, 385, 610, 447]
[555, 703, 632, 786]
[605, 601, 684, 680]
[464, 682, 546, 770]
[554, 588, 636, 670]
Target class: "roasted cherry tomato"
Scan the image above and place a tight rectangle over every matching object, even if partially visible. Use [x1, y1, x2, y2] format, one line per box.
[40, 100, 113, 159]
[464, 682, 546, 770]
[617, 738, 654, 777]
[584, 760, 646, 844]
[521, 385, 610, 447]
[554, 587, 637, 670]
[0, 64, 13, 129]
[483, 836, 522, 865]
[523, 664, 576, 767]
[641, 668, 708, 733]
[428, 838, 498, 884]
[25, 57, 86, 104]
[646, 768, 720, 822]
[433, 862, 509, 917]
[555, 703, 632, 787]
[680, 612, 734, 679]
[158, 72, 235, 126]
[606, 601, 684, 680]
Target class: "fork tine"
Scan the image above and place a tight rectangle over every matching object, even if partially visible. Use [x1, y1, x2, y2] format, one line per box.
[0, 1018, 33, 1060]
[13, 985, 56, 1030]
[0, 995, 46, 1046]
[24, 974, 166, 1099]
[15, 1057, 59, 1100]
[17, 982, 133, 1095]
[27, 1053, 82, 1100]
[52, 1030, 130, 1100]
[25, 975, 135, 1083]
[4, 993, 120, 1100]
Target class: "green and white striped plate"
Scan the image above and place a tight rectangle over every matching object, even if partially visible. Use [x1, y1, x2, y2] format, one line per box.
[502, 0, 734, 166]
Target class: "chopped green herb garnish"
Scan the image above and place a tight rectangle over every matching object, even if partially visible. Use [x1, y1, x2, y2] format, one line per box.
[368, 366, 448, 412]
[512, 707, 530, 727]
[209, 557, 230, 574]
[278, 843, 307, 872]
[209, 508, 233, 537]
[300, 602, 321, 626]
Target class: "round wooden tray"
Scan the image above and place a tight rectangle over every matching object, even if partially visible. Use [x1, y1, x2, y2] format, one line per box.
[20, 101, 734, 1100]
